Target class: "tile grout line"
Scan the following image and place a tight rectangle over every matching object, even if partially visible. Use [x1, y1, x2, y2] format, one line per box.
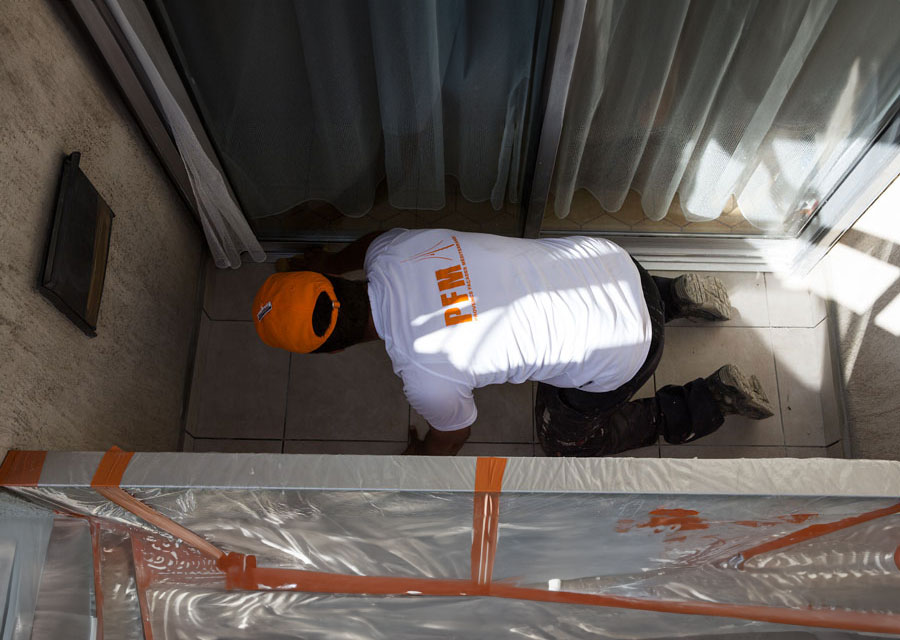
[662, 444, 787, 448]
[188, 317, 212, 446]
[282, 353, 292, 453]
[766, 321, 788, 450]
[191, 437, 283, 442]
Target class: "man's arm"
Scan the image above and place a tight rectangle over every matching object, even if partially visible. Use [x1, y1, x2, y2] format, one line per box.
[404, 425, 471, 456]
[276, 231, 382, 275]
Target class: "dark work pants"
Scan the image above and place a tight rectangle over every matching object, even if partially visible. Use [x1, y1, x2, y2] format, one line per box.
[536, 265, 725, 457]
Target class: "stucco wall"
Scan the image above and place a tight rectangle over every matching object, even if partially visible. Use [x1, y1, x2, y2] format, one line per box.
[0, 1, 203, 455]
[820, 175, 900, 460]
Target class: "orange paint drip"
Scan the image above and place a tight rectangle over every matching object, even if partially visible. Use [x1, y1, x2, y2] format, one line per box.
[637, 509, 709, 533]
[618, 510, 820, 536]
[615, 519, 635, 533]
[735, 514, 818, 528]
[736, 502, 900, 567]
[779, 513, 816, 524]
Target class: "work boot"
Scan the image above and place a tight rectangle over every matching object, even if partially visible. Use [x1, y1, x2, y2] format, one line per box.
[705, 364, 774, 419]
[672, 273, 732, 321]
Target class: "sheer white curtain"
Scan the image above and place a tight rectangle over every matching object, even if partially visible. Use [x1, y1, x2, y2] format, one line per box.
[156, 0, 539, 219]
[553, 0, 900, 232]
[106, 0, 265, 268]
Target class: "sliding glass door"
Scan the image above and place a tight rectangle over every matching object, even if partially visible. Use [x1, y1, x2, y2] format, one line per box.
[540, 0, 900, 248]
[148, 0, 552, 241]
[84, 0, 900, 270]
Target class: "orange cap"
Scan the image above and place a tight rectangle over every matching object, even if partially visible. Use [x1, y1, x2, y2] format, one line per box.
[252, 272, 340, 353]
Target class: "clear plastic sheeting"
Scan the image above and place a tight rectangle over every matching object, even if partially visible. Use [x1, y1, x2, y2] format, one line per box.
[21, 489, 479, 579]
[0, 515, 53, 640]
[4, 453, 900, 638]
[30, 519, 96, 640]
[94, 524, 144, 640]
[143, 589, 870, 640]
[15, 487, 900, 639]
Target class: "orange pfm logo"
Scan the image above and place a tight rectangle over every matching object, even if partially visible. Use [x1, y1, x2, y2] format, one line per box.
[434, 265, 473, 326]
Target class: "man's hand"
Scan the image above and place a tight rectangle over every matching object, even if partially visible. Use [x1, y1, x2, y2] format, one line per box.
[402, 425, 470, 456]
[402, 425, 424, 455]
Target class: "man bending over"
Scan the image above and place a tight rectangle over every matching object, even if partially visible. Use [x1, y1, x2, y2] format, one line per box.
[253, 229, 773, 456]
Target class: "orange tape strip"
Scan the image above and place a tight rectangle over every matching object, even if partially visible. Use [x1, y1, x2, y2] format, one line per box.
[471, 457, 507, 585]
[91, 446, 135, 488]
[0, 450, 47, 486]
[216, 563, 900, 634]
[474, 456, 507, 494]
[95, 485, 225, 561]
[735, 501, 900, 567]
[91, 446, 225, 561]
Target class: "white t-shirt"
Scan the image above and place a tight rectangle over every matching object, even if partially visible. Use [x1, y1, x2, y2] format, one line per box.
[365, 229, 652, 431]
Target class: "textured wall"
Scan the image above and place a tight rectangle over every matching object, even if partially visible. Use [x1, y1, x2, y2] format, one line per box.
[0, 1, 203, 456]
[823, 176, 900, 460]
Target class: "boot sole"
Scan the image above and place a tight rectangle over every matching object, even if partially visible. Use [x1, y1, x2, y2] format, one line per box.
[716, 365, 774, 419]
[675, 273, 732, 321]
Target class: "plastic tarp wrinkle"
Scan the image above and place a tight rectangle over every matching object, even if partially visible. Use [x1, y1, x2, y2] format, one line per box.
[3, 453, 900, 638]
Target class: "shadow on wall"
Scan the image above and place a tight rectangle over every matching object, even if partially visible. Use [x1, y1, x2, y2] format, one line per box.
[790, 176, 900, 460]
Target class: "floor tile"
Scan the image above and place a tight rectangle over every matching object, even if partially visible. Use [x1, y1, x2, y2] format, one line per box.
[660, 445, 786, 458]
[764, 273, 821, 328]
[655, 326, 784, 446]
[284, 440, 404, 455]
[651, 271, 769, 327]
[411, 383, 533, 443]
[826, 441, 845, 458]
[204, 259, 275, 321]
[185, 312, 211, 435]
[193, 321, 290, 439]
[807, 272, 828, 327]
[285, 341, 408, 441]
[471, 383, 535, 443]
[457, 443, 534, 456]
[772, 326, 838, 447]
[785, 446, 839, 458]
[613, 445, 659, 458]
[634, 375, 655, 399]
[817, 323, 843, 447]
[192, 438, 283, 453]
[477, 382, 540, 443]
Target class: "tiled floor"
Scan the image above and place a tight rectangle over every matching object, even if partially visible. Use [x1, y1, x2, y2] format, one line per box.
[184, 258, 844, 459]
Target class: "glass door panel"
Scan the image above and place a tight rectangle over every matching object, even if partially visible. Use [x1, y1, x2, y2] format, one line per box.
[542, 0, 900, 240]
[148, 0, 550, 241]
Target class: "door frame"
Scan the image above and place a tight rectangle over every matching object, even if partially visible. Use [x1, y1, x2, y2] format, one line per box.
[522, 2, 900, 275]
[70, 0, 900, 275]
